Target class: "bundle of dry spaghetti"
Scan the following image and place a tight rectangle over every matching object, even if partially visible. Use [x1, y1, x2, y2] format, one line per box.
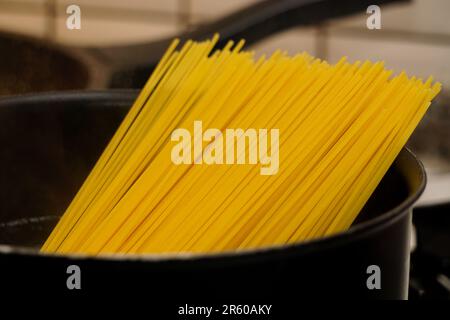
[41, 35, 441, 255]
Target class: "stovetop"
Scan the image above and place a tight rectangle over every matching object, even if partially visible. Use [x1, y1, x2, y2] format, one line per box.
[409, 202, 450, 300]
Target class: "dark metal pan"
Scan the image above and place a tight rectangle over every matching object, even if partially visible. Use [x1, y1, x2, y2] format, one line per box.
[0, 0, 408, 95]
[0, 32, 91, 95]
[0, 90, 425, 300]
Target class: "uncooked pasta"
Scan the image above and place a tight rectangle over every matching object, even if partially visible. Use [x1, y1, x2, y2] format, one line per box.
[41, 35, 441, 255]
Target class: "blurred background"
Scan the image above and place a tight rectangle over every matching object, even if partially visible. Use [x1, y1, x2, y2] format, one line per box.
[0, 0, 449, 299]
[0, 0, 449, 85]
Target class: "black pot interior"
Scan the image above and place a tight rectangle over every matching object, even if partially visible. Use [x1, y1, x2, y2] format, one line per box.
[0, 90, 414, 251]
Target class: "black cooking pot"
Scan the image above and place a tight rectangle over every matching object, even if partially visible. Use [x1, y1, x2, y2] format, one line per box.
[0, 90, 425, 301]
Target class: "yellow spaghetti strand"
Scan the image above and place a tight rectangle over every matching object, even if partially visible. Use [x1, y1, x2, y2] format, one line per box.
[41, 36, 441, 256]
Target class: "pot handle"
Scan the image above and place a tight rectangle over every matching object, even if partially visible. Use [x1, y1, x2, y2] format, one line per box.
[90, 0, 409, 87]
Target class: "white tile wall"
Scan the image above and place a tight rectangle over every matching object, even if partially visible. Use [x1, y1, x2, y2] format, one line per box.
[249, 27, 317, 57]
[54, 16, 181, 46]
[0, 11, 47, 37]
[188, 0, 260, 24]
[326, 36, 450, 87]
[332, 0, 450, 35]
[61, 0, 179, 12]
